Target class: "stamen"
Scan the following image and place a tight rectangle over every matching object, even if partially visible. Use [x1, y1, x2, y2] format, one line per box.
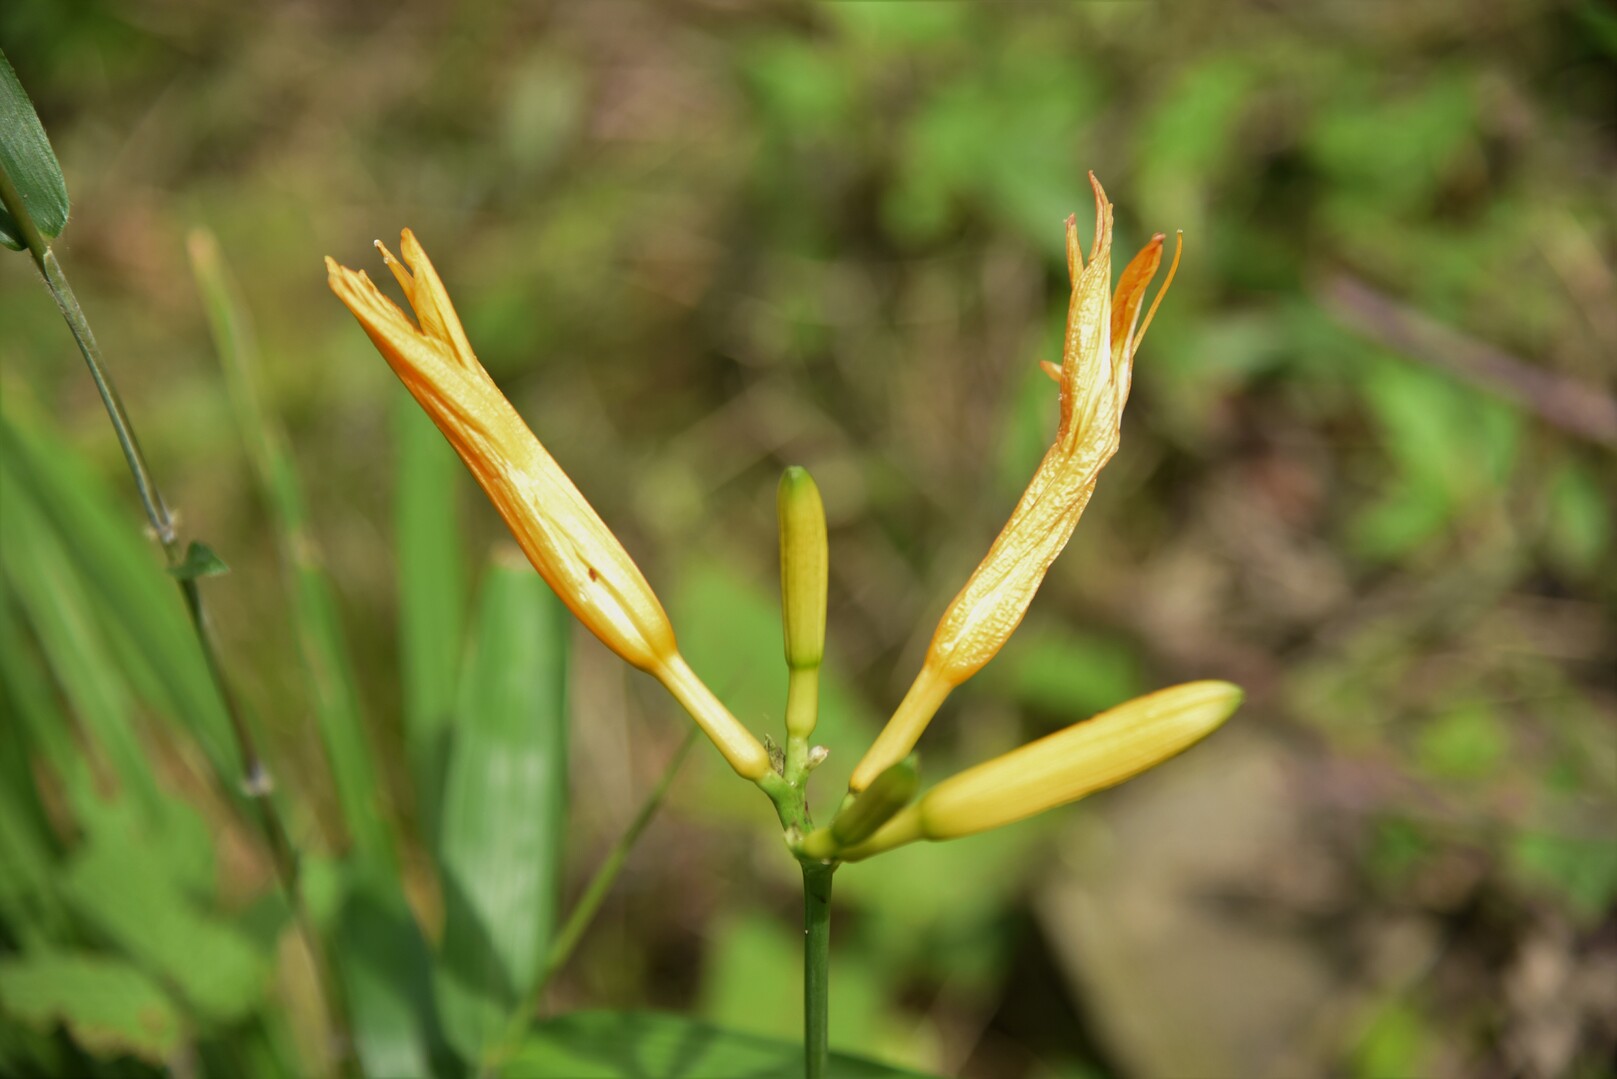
[1040, 360, 1063, 384]
[1132, 230, 1182, 352]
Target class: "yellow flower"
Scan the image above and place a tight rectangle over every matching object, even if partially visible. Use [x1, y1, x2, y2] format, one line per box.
[326, 231, 770, 780]
[850, 176, 1182, 793]
[839, 681, 1239, 859]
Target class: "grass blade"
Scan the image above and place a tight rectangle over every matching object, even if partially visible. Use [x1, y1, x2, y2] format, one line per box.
[483, 728, 697, 1074]
[0, 414, 236, 776]
[0, 48, 70, 248]
[395, 392, 466, 840]
[189, 228, 393, 868]
[434, 549, 570, 1063]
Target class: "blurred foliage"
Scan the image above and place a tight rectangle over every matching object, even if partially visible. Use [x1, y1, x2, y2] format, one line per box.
[2, 1, 1615, 1077]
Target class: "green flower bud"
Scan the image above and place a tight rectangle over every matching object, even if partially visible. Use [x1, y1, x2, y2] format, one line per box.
[778, 466, 828, 673]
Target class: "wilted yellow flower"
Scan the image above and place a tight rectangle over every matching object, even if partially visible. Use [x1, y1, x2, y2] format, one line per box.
[839, 681, 1239, 859]
[850, 176, 1182, 792]
[326, 231, 770, 780]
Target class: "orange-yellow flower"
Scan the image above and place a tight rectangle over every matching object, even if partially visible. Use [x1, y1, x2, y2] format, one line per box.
[850, 176, 1182, 792]
[326, 231, 770, 780]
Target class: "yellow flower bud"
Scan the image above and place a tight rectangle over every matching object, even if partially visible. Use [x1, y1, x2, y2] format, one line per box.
[841, 681, 1239, 859]
[850, 176, 1182, 792]
[326, 231, 770, 780]
[777, 466, 828, 674]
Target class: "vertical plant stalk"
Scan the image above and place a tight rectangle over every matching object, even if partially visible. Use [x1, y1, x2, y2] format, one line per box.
[773, 464, 835, 1078]
[0, 166, 351, 1072]
[801, 862, 833, 1079]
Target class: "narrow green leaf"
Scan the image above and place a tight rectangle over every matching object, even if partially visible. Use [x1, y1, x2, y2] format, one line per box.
[0, 412, 235, 780]
[0, 49, 71, 249]
[508, 1011, 939, 1078]
[0, 480, 166, 822]
[434, 551, 569, 1062]
[0, 779, 66, 949]
[395, 389, 466, 839]
[335, 871, 450, 1079]
[0, 580, 88, 787]
[165, 540, 229, 581]
[61, 836, 267, 1023]
[0, 954, 183, 1064]
[189, 229, 393, 868]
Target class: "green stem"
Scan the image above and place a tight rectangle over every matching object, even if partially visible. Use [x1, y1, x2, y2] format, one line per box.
[801, 862, 834, 1079]
[0, 163, 352, 1074]
[0, 167, 177, 553]
[782, 667, 819, 786]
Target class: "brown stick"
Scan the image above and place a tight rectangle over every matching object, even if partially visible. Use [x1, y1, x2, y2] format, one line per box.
[1321, 275, 1617, 449]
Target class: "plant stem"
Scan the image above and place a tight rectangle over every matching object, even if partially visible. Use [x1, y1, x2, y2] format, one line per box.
[801, 862, 834, 1079]
[0, 164, 352, 1073]
[783, 667, 818, 786]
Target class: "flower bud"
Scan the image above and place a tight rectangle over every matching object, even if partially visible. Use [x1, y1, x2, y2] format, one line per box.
[830, 755, 918, 847]
[777, 466, 828, 673]
[841, 681, 1240, 859]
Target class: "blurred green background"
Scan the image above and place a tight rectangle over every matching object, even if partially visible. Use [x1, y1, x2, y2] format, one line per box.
[2, 1, 1615, 1076]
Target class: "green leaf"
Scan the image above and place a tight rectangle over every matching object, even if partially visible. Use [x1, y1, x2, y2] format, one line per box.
[0, 953, 182, 1064]
[395, 389, 466, 839]
[334, 871, 451, 1079]
[1414, 702, 1507, 781]
[1544, 460, 1611, 577]
[507, 1011, 939, 1078]
[0, 411, 236, 783]
[1351, 997, 1434, 1079]
[190, 229, 394, 869]
[0, 477, 167, 822]
[0, 49, 71, 249]
[1509, 831, 1617, 925]
[0, 754, 68, 948]
[434, 552, 569, 1062]
[61, 836, 266, 1023]
[166, 540, 229, 581]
